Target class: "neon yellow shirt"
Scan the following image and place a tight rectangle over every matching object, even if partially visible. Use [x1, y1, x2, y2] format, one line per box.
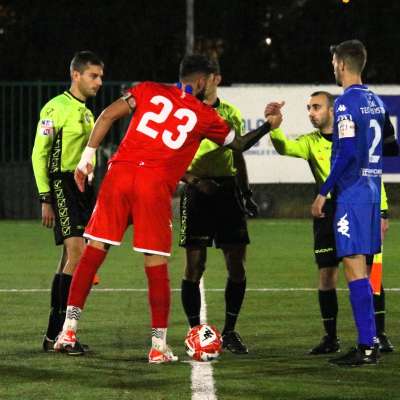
[270, 127, 388, 210]
[188, 98, 243, 177]
[32, 91, 95, 195]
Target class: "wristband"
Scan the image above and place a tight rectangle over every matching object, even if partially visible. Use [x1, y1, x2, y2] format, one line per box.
[242, 189, 253, 198]
[39, 193, 52, 204]
[77, 146, 96, 174]
[381, 210, 388, 219]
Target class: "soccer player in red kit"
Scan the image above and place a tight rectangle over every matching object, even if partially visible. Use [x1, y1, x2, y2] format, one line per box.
[54, 54, 283, 363]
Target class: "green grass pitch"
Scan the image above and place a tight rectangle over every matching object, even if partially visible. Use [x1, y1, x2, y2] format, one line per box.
[1, 219, 399, 400]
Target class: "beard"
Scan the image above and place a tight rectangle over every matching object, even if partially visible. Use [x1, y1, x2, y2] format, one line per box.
[196, 87, 206, 101]
[334, 71, 343, 87]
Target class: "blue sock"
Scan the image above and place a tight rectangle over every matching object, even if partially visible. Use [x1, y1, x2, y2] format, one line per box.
[348, 278, 376, 347]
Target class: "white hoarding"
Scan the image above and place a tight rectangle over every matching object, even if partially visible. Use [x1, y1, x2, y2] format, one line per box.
[218, 85, 400, 183]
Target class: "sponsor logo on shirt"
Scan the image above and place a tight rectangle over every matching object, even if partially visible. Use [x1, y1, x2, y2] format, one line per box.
[360, 106, 385, 115]
[337, 104, 347, 112]
[336, 113, 353, 122]
[337, 213, 350, 238]
[361, 168, 382, 177]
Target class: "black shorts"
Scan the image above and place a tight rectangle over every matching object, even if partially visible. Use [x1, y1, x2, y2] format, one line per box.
[313, 200, 339, 268]
[50, 172, 95, 246]
[313, 200, 375, 268]
[179, 176, 249, 248]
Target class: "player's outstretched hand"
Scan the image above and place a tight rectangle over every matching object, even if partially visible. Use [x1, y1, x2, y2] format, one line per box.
[311, 194, 326, 218]
[74, 163, 93, 192]
[265, 101, 285, 130]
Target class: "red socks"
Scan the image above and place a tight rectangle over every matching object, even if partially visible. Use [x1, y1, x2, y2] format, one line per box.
[68, 245, 107, 309]
[145, 264, 170, 328]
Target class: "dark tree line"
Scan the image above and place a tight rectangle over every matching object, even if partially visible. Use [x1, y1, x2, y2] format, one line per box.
[1, 0, 399, 83]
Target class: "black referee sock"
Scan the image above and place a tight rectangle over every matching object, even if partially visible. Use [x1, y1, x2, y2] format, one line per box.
[59, 273, 73, 331]
[223, 278, 246, 334]
[45, 273, 62, 340]
[373, 285, 386, 336]
[181, 279, 201, 327]
[318, 289, 338, 339]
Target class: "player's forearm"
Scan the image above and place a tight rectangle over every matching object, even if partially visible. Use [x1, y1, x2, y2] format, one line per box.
[381, 181, 388, 211]
[87, 99, 132, 148]
[319, 137, 356, 196]
[233, 151, 250, 191]
[31, 149, 50, 195]
[270, 128, 307, 158]
[32, 167, 51, 195]
[228, 122, 271, 152]
[87, 113, 114, 148]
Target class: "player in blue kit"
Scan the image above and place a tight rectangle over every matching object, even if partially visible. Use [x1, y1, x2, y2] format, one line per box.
[311, 39, 399, 366]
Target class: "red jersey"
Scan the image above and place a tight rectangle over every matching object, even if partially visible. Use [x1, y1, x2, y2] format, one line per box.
[111, 81, 234, 183]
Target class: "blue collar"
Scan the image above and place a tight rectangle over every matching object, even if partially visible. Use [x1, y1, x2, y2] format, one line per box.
[176, 82, 193, 94]
[344, 84, 368, 93]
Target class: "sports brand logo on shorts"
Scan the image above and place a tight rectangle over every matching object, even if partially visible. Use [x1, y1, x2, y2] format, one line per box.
[337, 213, 350, 238]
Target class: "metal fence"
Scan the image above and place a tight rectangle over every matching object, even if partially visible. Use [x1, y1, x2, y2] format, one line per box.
[0, 81, 133, 218]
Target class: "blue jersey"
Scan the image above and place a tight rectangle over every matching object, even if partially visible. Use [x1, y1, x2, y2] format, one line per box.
[331, 84, 386, 204]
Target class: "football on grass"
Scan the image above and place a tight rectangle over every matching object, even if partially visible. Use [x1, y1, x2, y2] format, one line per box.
[185, 324, 222, 361]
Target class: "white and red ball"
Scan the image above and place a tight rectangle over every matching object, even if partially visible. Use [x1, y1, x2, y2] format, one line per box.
[185, 324, 223, 361]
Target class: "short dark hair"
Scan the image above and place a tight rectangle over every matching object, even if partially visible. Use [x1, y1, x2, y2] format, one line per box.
[330, 39, 367, 73]
[310, 91, 334, 108]
[179, 54, 219, 79]
[70, 51, 104, 74]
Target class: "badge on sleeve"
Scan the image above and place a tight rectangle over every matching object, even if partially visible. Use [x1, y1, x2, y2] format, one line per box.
[338, 119, 355, 139]
[40, 119, 54, 136]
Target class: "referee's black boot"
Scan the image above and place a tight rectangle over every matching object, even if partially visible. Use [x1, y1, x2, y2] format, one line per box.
[309, 335, 340, 355]
[328, 344, 379, 367]
[222, 331, 248, 354]
[378, 333, 395, 353]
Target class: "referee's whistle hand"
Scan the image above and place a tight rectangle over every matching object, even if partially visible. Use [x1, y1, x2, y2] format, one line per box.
[311, 194, 326, 218]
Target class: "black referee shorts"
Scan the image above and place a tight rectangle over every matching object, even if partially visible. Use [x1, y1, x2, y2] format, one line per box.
[179, 176, 249, 248]
[50, 172, 95, 246]
[313, 200, 339, 268]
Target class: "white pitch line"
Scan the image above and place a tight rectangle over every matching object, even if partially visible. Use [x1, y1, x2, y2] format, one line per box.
[2, 287, 400, 294]
[190, 278, 217, 400]
[2, 287, 400, 293]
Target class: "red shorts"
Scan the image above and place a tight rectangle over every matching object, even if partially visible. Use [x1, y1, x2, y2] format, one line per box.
[84, 162, 175, 256]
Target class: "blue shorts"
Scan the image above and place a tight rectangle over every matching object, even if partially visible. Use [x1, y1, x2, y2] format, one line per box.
[334, 202, 381, 258]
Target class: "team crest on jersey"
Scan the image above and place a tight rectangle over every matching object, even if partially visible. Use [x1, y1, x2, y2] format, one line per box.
[337, 104, 347, 112]
[84, 112, 91, 124]
[337, 213, 350, 238]
[40, 119, 54, 136]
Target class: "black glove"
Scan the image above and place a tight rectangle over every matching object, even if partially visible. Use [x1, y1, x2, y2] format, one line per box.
[243, 190, 259, 217]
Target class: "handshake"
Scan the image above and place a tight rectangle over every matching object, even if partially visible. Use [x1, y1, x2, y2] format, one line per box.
[264, 101, 285, 130]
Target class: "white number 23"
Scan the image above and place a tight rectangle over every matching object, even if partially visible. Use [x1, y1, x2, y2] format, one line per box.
[136, 95, 197, 149]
